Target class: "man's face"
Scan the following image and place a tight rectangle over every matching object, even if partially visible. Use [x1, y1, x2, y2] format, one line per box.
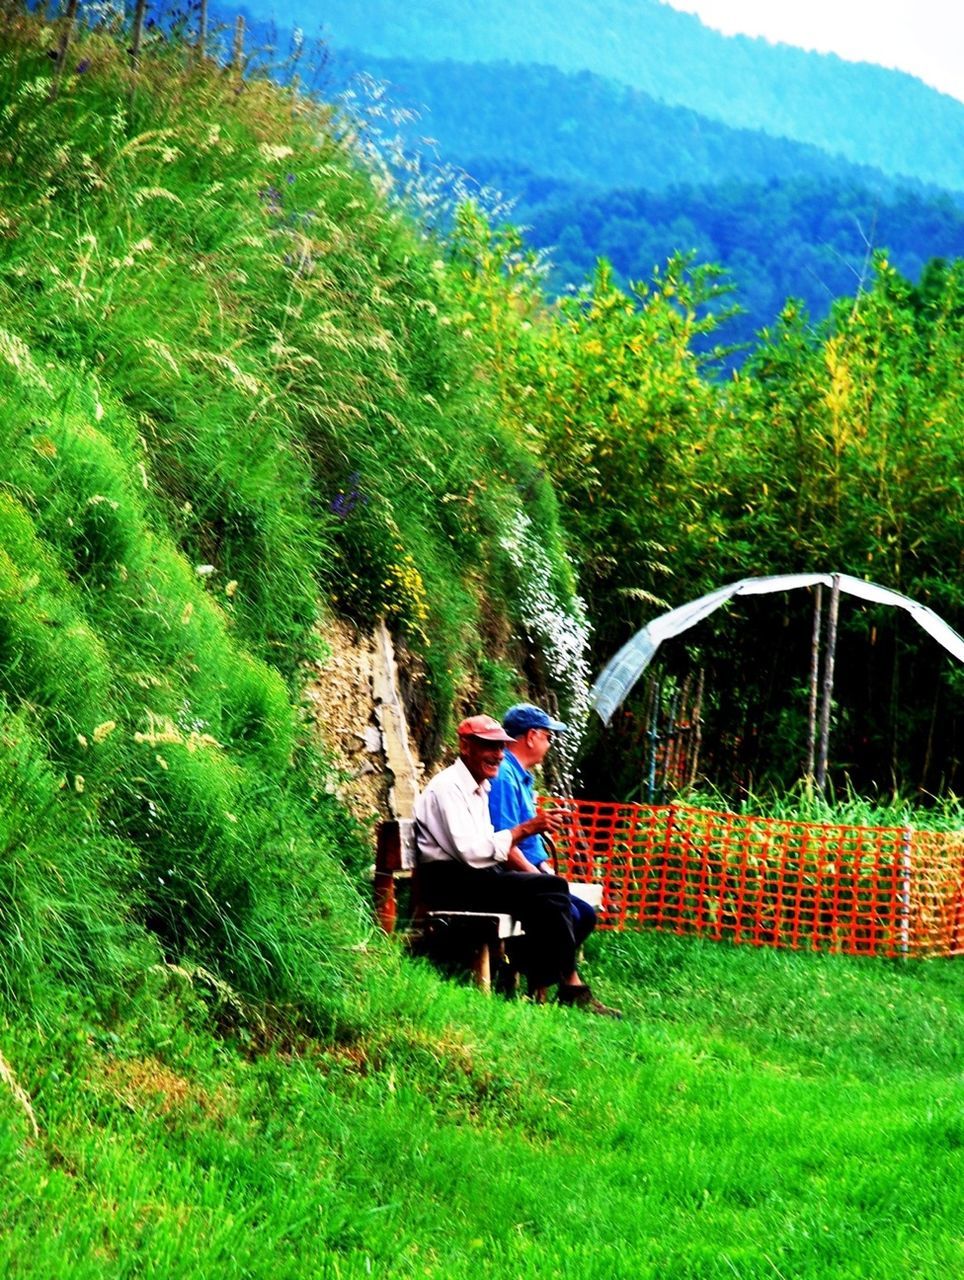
[527, 727, 554, 766]
[460, 735, 505, 783]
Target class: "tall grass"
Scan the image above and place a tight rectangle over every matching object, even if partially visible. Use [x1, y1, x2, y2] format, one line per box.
[682, 779, 964, 832]
[0, 353, 375, 1026]
[0, 5, 585, 723]
[0, 4, 589, 1029]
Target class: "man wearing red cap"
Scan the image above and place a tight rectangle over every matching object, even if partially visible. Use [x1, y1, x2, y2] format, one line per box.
[415, 714, 618, 1015]
[488, 701, 598, 953]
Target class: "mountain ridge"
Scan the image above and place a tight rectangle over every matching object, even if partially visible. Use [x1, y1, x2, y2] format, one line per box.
[254, 0, 964, 193]
[327, 50, 949, 199]
[318, 49, 964, 348]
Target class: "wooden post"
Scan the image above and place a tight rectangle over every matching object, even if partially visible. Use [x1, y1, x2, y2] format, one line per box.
[645, 676, 661, 804]
[950, 855, 964, 957]
[374, 818, 417, 933]
[920, 679, 940, 794]
[472, 942, 493, 993]
[889, 632, 901, 796]
[374, 821, 402, 933]
[48, 0, 78, 101]
[671, 672, 692, 789]
[816, 575, 841, 793]
[129, 0, 147, 69]
[687, 668, 704, 789]
[232, 14, 245, 74]
[805, 583, 823, 782]
[662, 684, 681, 795]
[197, 0, 208, 60]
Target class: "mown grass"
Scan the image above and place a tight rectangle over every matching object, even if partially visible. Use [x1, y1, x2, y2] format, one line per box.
[2, 931, 961, 1278]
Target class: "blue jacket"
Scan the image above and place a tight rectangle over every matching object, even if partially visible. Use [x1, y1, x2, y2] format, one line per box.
[488, 749, 546, 865]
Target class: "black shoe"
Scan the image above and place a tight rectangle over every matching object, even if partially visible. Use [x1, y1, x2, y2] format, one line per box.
[557, 984, 622, 1019]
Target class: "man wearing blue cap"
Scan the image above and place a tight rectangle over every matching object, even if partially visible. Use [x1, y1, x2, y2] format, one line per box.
[488, 703, 598, 965]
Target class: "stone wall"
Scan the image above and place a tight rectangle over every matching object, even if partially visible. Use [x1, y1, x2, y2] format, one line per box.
[303, 617, 424, 822]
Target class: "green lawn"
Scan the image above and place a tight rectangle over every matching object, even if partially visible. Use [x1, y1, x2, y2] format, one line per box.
[3, 930, 961, 1278]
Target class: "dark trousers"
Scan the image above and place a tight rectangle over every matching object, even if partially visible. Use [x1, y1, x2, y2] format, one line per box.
[418, 861, 578, 989]
[569, 893, 596, 948]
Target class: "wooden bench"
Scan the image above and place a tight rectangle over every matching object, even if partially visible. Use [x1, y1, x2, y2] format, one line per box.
[374, 819, 603, 992]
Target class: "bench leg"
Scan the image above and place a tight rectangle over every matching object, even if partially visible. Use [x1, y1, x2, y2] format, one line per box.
[472, 941, 493, 992]
[373, 870, 397, 934]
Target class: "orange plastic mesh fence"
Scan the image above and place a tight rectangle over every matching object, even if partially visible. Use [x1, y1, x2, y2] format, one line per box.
[545, 799, 964, 958]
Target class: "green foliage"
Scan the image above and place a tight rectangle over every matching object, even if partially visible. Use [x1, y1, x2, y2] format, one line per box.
[490, 240, 963, 795]
[678, 780, 964, 834]
[0, 496, 113, 769]
[0, 22, 328, 674]
[0, 5, 584, 729]
[505, 254, 726, 648]
[682, 257, 964, 792]
[0, 339, 368, 1025]
[0, 708, 150, 1010]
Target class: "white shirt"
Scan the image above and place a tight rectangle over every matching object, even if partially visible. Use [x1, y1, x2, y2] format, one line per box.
[414, 757, 513, 869]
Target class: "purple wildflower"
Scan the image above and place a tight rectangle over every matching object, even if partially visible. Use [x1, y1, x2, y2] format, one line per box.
[330, 473, 366, 518]
[258, 186, 283, 214]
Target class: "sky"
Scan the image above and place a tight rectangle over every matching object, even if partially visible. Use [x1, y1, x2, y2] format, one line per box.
[661, 0, 964, 103]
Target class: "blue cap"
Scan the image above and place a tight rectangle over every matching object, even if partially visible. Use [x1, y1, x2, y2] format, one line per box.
[502, 703, 568, 737]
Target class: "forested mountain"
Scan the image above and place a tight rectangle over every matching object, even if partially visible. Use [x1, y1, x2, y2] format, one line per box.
[231, 3, 964, 347]
[327, 52, 909, 196]
[486, 166, 964, 351]
[264, 0, 964, 192]
[319, 50, 964, 349]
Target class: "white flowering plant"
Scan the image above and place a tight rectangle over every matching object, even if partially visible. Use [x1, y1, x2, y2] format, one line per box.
[499, 511, 593, 790]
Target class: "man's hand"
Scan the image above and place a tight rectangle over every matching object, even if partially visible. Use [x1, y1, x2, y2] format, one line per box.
[512, 807, 567, 844]
[507, 845, 541, 874]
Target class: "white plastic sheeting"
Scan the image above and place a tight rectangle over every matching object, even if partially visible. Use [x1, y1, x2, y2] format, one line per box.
[590, 573, 964, 724]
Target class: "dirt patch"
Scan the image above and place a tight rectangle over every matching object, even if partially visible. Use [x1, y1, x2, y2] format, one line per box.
[99, 1058, 221, 1118]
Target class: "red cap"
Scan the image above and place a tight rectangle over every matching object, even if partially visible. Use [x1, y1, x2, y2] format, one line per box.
[457, 714, 516, 743]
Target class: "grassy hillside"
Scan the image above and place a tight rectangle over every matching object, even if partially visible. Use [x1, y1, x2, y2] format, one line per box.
[0, 9, 589, 723]
[0, 4, 590, 1018]
[1, 11, 962, 1278]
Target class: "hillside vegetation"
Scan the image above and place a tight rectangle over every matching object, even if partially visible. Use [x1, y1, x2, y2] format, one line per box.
[0, 4, 586, 1023]
[0, 10, 963, 1277]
